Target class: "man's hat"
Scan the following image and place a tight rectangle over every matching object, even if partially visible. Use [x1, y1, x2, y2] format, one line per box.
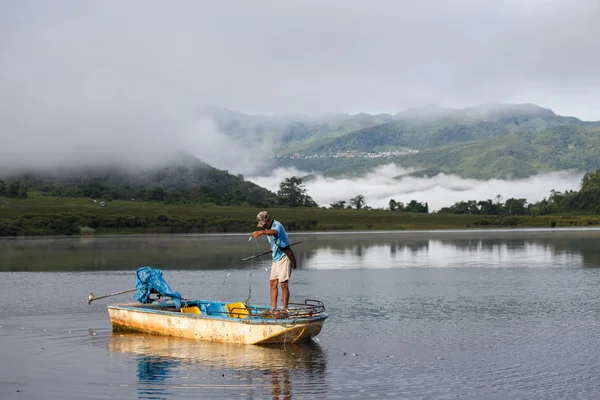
[256, 211, 271, 227]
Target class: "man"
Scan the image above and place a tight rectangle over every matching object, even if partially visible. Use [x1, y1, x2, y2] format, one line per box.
[251, 211, 296, 314]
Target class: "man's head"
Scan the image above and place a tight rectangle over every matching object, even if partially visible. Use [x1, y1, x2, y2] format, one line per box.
[256, 211, 272, 228]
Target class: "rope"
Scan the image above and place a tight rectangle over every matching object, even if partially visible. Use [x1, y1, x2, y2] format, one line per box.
[207, 272, 230, 305]
[245, 236, 261, 307]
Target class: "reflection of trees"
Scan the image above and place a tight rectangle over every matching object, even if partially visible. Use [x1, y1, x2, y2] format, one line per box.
[550, 237, 600, 268]
[401, 240, 429, 253]
[439, 238, 528, 252]
[354, 246, 364, 258]
[298, 249, 319, 265]
[435, 233, 600, 267]
[4, 231, 600, 271]
[582, 249, 600, 268]
[300, 240, 430, 262]
[389, 241, 429, 255]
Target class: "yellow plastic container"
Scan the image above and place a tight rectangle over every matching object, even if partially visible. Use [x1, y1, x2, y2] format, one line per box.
[226, 302, 249, 319]
[180, 306, 201, 314]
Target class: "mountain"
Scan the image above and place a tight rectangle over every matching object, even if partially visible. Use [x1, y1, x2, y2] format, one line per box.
[201, 106, 393, 155]
[292, 103, 598, 154]
[200, 103, 600, 180]
[2, 154, 278, 207]
[398, 124, 600, 179]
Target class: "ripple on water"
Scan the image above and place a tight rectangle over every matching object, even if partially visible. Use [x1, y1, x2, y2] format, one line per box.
[2, 230, 600, 399]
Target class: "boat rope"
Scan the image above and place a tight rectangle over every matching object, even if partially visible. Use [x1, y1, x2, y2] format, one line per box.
[207, 272, 230, 305]
[245, 267, 253, 308]
[314, 337, 361, 357]
[245, 236, 260, 307]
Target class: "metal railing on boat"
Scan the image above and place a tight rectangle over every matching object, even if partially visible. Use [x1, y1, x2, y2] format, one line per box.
[206, 299, 326, 319]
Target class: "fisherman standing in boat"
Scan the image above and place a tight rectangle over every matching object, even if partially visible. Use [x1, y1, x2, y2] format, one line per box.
[252, 211, 297, 315]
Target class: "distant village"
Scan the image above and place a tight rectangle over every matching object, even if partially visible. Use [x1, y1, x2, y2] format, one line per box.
[277, 149, 419, 160]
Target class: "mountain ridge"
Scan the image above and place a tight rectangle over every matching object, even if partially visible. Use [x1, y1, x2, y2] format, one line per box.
[197, 102, 600, 180]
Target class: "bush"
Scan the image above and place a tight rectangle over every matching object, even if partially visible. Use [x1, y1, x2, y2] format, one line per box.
[80, 226, 96, 235]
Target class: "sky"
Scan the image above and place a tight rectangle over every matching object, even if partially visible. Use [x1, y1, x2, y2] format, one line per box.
[0, 0, 597, 206]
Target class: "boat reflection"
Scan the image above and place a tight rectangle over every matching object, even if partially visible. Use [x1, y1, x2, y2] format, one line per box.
[108, 332, 327, 399]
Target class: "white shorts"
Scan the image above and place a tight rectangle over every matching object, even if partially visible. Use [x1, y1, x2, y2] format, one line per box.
[270, 255, 292, 282]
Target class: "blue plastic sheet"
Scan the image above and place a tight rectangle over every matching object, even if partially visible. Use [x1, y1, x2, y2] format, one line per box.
[134, 266, 182, 310]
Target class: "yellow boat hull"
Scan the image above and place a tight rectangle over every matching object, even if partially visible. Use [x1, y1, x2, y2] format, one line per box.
[107, 301, 327, 345]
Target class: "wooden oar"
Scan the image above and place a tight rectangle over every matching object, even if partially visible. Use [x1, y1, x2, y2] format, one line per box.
[88, 288, 137, 305]
[240, 241, 302, 261]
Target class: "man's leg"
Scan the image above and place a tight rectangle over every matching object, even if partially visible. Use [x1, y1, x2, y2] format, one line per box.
[281, 280, 289, 310]
[270, 279, 279, 310]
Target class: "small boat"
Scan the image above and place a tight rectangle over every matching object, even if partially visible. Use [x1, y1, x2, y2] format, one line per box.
[107, 299, 328, 345]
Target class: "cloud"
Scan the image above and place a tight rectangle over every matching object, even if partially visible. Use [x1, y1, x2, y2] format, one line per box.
[1, 0, 599, 171]
[248, 164, 583, 211]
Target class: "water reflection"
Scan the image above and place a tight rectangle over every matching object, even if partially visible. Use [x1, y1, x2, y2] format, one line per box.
[309, 233, 599, 269]
[270, 369, 291, 400]
[136, 355, 177, 399]
[1, 229, 599, 271]
[108, 333, 327, 399]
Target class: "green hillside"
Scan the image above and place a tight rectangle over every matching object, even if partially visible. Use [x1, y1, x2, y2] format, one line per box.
[258, 103, 600, 179]
[205, 106, 393, 154]
[396, 125, 600, 179]
[1, 156, 278, 207]
[293, 103, 597, 154]
[275, 124, 600, 180]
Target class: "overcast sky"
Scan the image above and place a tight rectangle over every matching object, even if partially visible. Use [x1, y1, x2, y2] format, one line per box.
[1, 0, 599, 171]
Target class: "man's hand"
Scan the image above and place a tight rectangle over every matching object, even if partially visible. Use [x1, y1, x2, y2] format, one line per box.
[251, 230, 263, 238]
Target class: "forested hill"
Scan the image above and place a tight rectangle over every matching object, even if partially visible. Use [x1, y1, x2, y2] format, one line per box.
[0, 156, 278, 207]
[201, 106, 394, 154]
[305, 104, 597, 153]
[201, 103, 600, 179]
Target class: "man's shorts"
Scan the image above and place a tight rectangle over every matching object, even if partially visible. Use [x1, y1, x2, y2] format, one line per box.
[270, 255, 292, 282]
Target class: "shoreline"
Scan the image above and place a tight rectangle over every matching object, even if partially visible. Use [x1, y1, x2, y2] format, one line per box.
[2, 226, 600, 241]
[1, 195, 598, 237]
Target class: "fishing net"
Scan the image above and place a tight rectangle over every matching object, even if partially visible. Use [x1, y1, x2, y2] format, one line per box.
[134, 266, 182, 310]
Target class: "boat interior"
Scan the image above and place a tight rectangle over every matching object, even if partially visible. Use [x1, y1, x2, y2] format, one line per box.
[131, 298, 327, 320]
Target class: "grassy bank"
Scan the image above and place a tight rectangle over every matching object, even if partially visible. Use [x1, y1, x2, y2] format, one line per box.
[0, 194, 598, 236]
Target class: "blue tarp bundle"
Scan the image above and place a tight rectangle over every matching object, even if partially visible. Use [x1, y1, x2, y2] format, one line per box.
[134, 266, 182, 310]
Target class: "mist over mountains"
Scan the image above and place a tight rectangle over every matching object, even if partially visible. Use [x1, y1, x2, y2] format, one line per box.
[2, 1, 599, 212]
[1, 102, 594, 211]
[203, 102, 600, 179]
[201, 102, 596, 210]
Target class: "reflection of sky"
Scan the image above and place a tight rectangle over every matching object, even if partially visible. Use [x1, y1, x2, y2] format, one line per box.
[306, 240, 582, 269]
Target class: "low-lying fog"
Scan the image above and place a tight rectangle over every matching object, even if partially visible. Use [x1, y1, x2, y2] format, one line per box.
[247, 165, 582, 211]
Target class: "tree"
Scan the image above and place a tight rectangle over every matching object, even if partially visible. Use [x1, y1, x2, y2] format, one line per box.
[330, 200, 347, 209]
[570, 169, 600, 212]
[149, 187, 167, 202]
[504, 198, 527, 215]
[6, 181, 21, 198]
[277, 176, 317, 207]
[349, 194, 366, 210]
[405, 200, 429, 213]
[389, 199, 404, 211]
[18, 184, 28, 199]
[478, 199, 500, 215]
[0, 179, 6, 196]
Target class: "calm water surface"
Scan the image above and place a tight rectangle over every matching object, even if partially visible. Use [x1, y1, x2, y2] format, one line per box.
[1, 229, 600, 399]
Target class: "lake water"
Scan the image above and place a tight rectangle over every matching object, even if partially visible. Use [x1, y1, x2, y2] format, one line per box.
[1, 228, 600, 399]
